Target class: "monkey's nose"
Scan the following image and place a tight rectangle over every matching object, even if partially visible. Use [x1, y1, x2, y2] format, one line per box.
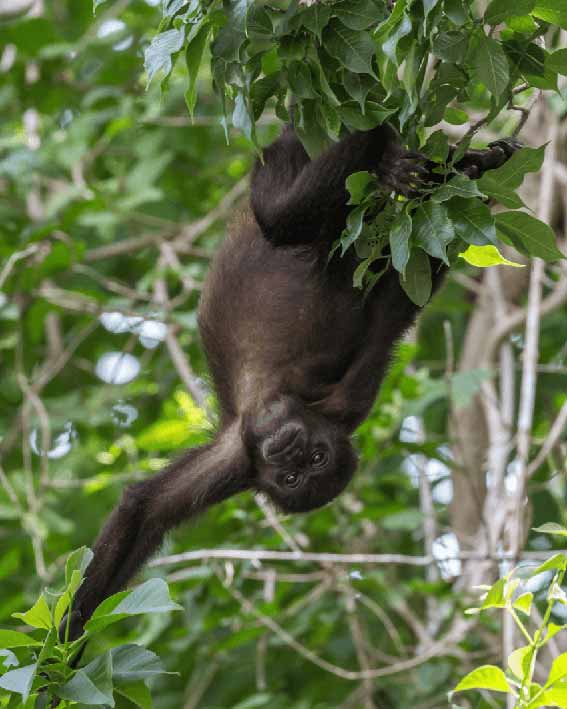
[263, 423, 304, 459]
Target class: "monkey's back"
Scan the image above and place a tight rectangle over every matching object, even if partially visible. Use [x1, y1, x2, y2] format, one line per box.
[198, 215, 370, 419]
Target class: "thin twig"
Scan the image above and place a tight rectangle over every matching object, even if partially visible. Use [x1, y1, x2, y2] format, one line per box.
[149, 548, 557, 568]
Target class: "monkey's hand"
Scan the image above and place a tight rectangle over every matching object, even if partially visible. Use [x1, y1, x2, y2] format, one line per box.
[376, 144, 429, 197]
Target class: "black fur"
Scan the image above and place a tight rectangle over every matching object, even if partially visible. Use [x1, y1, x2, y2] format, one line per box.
[69, 125, 519, 637]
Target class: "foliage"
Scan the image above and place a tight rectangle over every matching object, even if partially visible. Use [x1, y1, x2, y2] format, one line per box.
[453, 526, 567, 708]
[136, 0, 567, 301]
[0, 0, 565, 708]
[0, 548, 181, 707]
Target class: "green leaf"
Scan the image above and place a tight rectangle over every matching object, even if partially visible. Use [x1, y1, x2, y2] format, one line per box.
[448, 198, 497, 246]
[185, 23, 210, 118]
[423, 0, 441, 18]
[144, 27, 185, 86]
[546, 652, 567, 687]
[340, 205, 368, 255]
[389, 212, 412, 275]
[496, 212, 564, 261]
[54, 568, 82, 628]
[0, 663, 37, 702]
[0, 631, 41, 649]
[323, 20, 376, 76]
[485, 0, 535, 24]
[413, 202, 455, 265]
[116, 681, 152, 709]
[453, 665, 511, 694]
[287, 61, 318, 99]
[444, 107, 468, 125]
[232, 91, 255, 143]
[508, 645, 532, 680]
[532, 523, 567, 537]
[445, 0, 467, 25]
[475, 177, 524, 209]
[111, 644, 169, 682]
[381, 12, 412, 65]
[58, 652, 114, 706]
[251, 73, 281, 120]
[514, 592, 533, 615]
[548, 48, 567, 75]
[481, 577, 507, 609]
[431, 175, 483, 203]
[335, 0, 387, 30]
[400, 248, 432, 307]
[12, 594, 52, 630]
[505, 40, 547, 78]
[346, 171, 374, 205]
[300, 5, 332, 41]
[478, 145, 545, 196]
[546, 624, 567, 643]
[532, 0, 567, 29]
[432, 30, 468, 63]
[460, 244, 524, 268]
[508, 14, 538, 32]
[343, 71, 376, 111]
[471, 34, 510, 99]
[85, 579, 183, 634]
[422, 130, 450, 163]
[65, 547, 93, 586]
[534, 552, 567, 575]
[339, 101, 396, 130]
[536, 687, 567, 708]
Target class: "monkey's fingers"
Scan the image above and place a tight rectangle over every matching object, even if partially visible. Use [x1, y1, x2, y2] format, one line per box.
[381, 151, 430, 197]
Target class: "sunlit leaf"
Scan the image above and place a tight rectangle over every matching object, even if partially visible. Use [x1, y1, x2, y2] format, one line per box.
[12, 595, 52, 630]
[508, 645, 532, 680]
[459, 245, 524, 268]
[453, 665, 511, 693]
[0, 631, 41, 649]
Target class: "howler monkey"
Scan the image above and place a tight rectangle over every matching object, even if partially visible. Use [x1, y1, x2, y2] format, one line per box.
[69, 124, 519, 636]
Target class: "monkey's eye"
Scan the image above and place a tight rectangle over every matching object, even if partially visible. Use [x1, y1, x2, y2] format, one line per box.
[311, 450, 328, 467]
[284, 472, 301, 489]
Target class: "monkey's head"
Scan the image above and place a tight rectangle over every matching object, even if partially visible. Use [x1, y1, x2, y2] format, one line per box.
[244, 398, 357, 513]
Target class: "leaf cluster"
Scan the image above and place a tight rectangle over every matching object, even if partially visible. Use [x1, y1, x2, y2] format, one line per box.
[0, 549, 181, 708]
[136, 0, 567, 302]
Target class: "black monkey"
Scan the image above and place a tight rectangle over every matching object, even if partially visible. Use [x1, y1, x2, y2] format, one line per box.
[68, 124, 519, 636]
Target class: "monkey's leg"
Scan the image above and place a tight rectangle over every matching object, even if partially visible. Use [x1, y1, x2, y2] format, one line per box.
[454, 138, 522, 179]
[71, 427, 251, 636]
[316, 271, 423, 432]
[251, 124, 411, 247]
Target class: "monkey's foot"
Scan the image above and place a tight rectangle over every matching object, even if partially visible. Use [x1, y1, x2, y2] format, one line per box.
[456, 137, 522, 179]
[378, 148, 429, 197]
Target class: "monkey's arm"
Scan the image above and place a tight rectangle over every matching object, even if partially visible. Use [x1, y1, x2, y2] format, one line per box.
[70, 423, 251, 637]
[251, 124, 402, 247]
[251, 128, 521, 248]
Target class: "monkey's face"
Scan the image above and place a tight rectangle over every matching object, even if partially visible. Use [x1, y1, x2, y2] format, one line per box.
[246, 399, 357, 513]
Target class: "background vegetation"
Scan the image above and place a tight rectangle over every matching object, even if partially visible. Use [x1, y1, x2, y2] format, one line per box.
[0, 0, 566, 707]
